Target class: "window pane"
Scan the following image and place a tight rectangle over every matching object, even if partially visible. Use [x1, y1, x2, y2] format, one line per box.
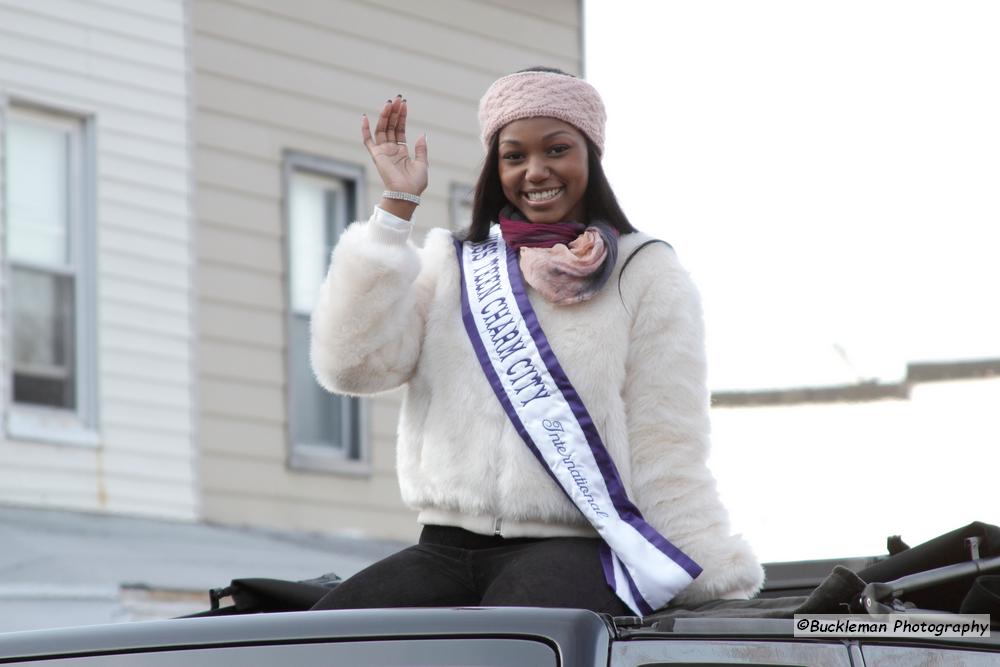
[289, 171, 346, 313]
[287, 161, 362, 462]
[5, 119, 71, 265]
[289, 313, 342, 450]
[11, 267, 76, 409]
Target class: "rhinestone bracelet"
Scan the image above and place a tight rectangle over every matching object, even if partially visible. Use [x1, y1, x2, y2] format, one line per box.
[382, 190, 421, 205]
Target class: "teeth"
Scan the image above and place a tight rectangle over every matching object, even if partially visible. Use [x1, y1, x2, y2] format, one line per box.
[525, 188, 562, 202]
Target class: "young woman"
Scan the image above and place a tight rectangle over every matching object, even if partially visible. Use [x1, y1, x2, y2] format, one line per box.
[309, 68, 763, 614]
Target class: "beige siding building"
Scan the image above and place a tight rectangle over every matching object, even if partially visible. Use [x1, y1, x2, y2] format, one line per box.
[0, 0, 197, 519]
[191, 0, 585, 541]
[0, 0, 584, 541]
[0, 0, 583, 627]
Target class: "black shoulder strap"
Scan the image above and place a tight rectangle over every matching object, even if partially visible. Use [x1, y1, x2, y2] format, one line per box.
[617, 239, 673, 306]
[619, 239, 673, 279]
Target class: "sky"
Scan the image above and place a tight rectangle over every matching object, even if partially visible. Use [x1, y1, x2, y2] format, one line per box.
[584, 1, 1000, 561]
[585, 0, 1000, 391]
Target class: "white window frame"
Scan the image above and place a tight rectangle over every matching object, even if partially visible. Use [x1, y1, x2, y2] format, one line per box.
[0, 99, 99, 447]
[282, 150, 369, 475]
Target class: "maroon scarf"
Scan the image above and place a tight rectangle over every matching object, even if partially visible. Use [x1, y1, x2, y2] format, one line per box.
[498, 217, 587, 250]
[497, 206, 619, 305]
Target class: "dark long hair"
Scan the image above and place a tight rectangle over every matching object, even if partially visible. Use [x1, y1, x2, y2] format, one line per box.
[463, 68, 637, 242]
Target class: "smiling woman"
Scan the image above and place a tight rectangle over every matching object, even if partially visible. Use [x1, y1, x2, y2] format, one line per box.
[308, 67, 763, 615]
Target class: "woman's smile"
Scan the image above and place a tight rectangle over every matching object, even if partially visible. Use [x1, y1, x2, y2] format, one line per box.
[523, 186, 565, 203]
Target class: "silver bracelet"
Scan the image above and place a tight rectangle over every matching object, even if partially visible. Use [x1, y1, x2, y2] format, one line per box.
[382, 190, 421, 205]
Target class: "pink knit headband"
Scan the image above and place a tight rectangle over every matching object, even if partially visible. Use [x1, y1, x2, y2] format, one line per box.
[478, 71, 607, 156]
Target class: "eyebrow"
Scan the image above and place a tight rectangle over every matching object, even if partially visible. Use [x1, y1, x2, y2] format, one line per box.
[500, 130, 574, 145]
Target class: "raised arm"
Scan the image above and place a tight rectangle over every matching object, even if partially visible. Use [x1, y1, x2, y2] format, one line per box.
[309, 96, 435, 396]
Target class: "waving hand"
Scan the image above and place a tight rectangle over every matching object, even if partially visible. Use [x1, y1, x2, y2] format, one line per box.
[362, 95, 428, 200]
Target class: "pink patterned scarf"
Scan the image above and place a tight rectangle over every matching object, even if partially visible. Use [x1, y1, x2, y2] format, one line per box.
[498, 207, 619, 306]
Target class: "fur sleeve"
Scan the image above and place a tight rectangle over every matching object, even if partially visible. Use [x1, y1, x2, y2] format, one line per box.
[621, 243, 764, 605]
[309, 216, 438, 395]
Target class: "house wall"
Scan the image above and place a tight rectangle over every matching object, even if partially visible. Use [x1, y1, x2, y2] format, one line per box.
[192, 0, 583, 540]
[0, 0, 197, 519]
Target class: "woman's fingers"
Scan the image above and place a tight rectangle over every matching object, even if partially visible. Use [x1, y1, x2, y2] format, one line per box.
[364, 97, 418, 173]
[396, 99, 408, 146]
[386, 96, 402, 144]
[367, 96, 409, 148]
[413, 133, 428, 165]
[374, 99, 392, 144]
[360, 114, 375, 153]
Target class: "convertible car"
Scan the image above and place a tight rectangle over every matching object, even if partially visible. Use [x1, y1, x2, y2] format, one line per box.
[0, 523, 996, 666]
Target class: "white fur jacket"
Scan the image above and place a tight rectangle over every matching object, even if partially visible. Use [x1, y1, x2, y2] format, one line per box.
[310, 209, 764, 605]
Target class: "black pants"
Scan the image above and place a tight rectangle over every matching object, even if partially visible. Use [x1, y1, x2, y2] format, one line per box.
[311, 525, 630, 615]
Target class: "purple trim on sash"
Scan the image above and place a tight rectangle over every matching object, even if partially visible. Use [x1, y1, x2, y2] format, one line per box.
[620, 561, 655, 616]
[453, 238, 556, 481]
[600, 544, 652, 616]
[500, 243, 702, 581]
[599, 543, 615, 592]
[455, 231, 701, 614]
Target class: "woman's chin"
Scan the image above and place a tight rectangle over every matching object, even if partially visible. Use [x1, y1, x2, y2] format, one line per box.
[518, 205, 566, 225]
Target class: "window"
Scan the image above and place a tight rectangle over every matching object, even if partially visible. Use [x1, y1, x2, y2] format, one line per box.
[450, 182, 474, 231]
[283, 151, 367, 473]
[8, 637, 557, 666]
[2, 103, 98, 445]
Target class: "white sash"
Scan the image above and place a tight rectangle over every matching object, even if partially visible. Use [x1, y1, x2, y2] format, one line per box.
[454, 227, 701, 615]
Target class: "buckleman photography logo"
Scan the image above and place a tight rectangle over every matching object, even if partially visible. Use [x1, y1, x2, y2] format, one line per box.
[794, 614, 991, 638]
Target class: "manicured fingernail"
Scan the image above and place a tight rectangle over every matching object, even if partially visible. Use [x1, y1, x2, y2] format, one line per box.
[396, 93, 402, 98]
[386, 99, 392, 103]
[402, 98, 407, 103]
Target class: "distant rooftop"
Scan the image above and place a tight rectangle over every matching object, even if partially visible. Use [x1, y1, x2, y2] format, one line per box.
[712, 357, 1000, 407]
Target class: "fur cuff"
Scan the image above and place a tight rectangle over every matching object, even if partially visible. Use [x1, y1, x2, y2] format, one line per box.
[671, 534, 766, 606]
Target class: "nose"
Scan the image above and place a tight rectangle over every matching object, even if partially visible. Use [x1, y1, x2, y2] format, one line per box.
[525, 156, 549, 182]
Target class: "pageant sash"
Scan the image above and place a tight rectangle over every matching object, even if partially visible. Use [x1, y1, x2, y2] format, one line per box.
[454, 227, 702, 615]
